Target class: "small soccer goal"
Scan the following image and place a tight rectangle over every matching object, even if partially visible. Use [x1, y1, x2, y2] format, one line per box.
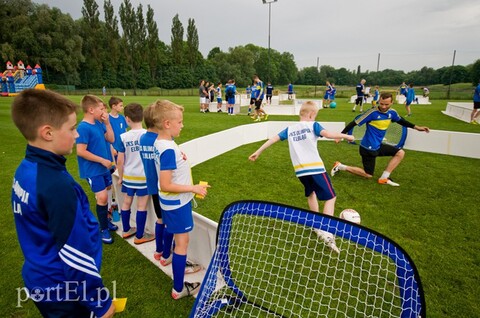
[190, 201, 425, 318]
[348, 121, 408, 149]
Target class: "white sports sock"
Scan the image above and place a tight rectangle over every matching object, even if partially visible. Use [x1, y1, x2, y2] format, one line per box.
[380, 171, 391, 180]
[338, 163, 347, 171]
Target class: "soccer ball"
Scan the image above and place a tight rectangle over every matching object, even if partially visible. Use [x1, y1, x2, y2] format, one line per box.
[329, 101, 337, 108]
[339, 209, 361, 224]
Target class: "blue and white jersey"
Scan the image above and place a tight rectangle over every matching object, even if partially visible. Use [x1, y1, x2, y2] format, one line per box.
[118, 128, 147, 189]
[356, 83, 365, 97]
[109, 114, 127, 152]
[12, 145, 111, 317]
[139, 131, 159, 195]
[288, 83, 293, 93]
[373, 89, 380, 101]
[278, 121, 326, 177]
[154, 139, 194, 211]
[355, 108, 401, 151]
[399, 84, 408, 96]
[324, 84, 333, 99]
[76, 120, 110, 179]
[474, 84, 480, 102]
[216, 86, 222, 98]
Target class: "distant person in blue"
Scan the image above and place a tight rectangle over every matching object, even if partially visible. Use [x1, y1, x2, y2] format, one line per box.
[11, 89, 115, 317]
[332, 92, 430, 187]
[266, 82, 274, 105]
[398, 82, 408, 97]
[216, 82, 223, 112]
[323, 81, 333, 108]
[252, 75, 268, 122]
[372, 85, 380, 107]
[352, 79, 366, 112]
[405, 83, 418, 116]
[330, 83, 337, 101]
[248, 81, 257, 116]
[225, 79, 236, 115]
[76, 95, 117, 244]
[471, 79, 480, 124]
[288, 82, 294, 100]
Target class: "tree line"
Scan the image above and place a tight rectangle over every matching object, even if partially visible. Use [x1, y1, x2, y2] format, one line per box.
[1, 0, 479, 92]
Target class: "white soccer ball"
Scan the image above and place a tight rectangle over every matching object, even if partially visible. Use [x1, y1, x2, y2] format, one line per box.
[339, 209, 361, 224]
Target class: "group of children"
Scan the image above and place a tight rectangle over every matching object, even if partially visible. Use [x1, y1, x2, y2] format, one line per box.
[11, 89, 209, 317]
[199, 79, 237, 115]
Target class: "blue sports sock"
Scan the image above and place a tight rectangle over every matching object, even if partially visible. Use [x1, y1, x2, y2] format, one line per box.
[163, 230, 174, 259]
[155, 222, 165, 253]
[172, 253, 187, 292]
[96, 204, 109, 230]
[136, 210, 147, 239]
[121, 209, 131, 232]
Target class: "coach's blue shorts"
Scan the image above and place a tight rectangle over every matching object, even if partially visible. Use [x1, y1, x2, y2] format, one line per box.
[298, 173, 336, 201]
[121, 184, 149, 197]
[86, 172, 112, 193]
[163, 201, 194, 234]
[227, 97, 235, 105]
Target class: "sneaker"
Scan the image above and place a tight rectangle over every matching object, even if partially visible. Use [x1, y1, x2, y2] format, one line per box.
[160, 254, 173, 266]
[153, 251, 163, 260]
[134, 233, 155, 245]
[254, 118, 261, 122]
[185, 261, 202, 274]
[264, 114, 269, 120]
[471, 120, 479, 125]
[101, 229, 113, 244]
[325, 237, 340, 254]
[331, 161, 341, 177]
[108, 219, 118, 231]
[122, 227, 137, 239]
[171, 282, 201, 300]
[378, 178, 400, 187]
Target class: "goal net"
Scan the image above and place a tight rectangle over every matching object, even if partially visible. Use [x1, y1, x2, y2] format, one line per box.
[190, 201, 425, 318]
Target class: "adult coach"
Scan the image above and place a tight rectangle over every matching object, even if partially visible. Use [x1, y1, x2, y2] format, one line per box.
[471, 79, 480, 124]
[331, 92, 430, 186]
[199, 80, 208, 113]
[352, 79, 366, 112]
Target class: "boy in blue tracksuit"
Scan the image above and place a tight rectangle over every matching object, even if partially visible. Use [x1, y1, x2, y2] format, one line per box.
[11, 89, 114, 317]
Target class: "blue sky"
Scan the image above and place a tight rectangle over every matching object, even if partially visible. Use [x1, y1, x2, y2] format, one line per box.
[35, 0, 480, 72]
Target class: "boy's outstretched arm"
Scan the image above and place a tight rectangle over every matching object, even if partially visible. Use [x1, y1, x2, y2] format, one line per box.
[248, 135, 281, 161]
[320, 130, 355, 142]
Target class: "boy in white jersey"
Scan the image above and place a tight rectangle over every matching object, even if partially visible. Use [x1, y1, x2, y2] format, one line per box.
[152, 100, 209, 299]
[249, 101, 354, 253]
[116, 103, 155, 244]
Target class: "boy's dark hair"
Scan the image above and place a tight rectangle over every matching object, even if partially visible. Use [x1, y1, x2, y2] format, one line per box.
[12, 89, 78, 141]
[124, 103, 143, 123]
[108, 96, 123, 108]
[81, 94, 103, 113]
[380, 92, 393, 101]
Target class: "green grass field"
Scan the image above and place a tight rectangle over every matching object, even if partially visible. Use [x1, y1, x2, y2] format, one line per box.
[1, 95, 479, 317]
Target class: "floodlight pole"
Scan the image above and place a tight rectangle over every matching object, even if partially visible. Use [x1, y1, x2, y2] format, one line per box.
[263, 0, 277, 82]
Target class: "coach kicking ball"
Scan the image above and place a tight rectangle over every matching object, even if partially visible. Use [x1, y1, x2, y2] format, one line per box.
[331, 92, 429, 187]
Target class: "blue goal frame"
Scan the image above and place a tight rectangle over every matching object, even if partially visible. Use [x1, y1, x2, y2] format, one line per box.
[190, 200, 425, 318]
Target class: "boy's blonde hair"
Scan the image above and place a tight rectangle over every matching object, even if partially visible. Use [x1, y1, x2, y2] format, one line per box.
[299, 101, 319, 117]
[11, 89, 78, 141]
[81, 94, 103, 113]
[146, 100, 184, 130]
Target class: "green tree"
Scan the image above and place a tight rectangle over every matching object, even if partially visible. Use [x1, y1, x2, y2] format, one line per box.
[146, 5, 161, 84]
[471, 59, 480, 86]
[119, 0, 140, 93]
[81, 0, 103, 88]
[103, 0, 120, 87]
[186, 18, 200, 69]
[171, 14, 184, 65]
